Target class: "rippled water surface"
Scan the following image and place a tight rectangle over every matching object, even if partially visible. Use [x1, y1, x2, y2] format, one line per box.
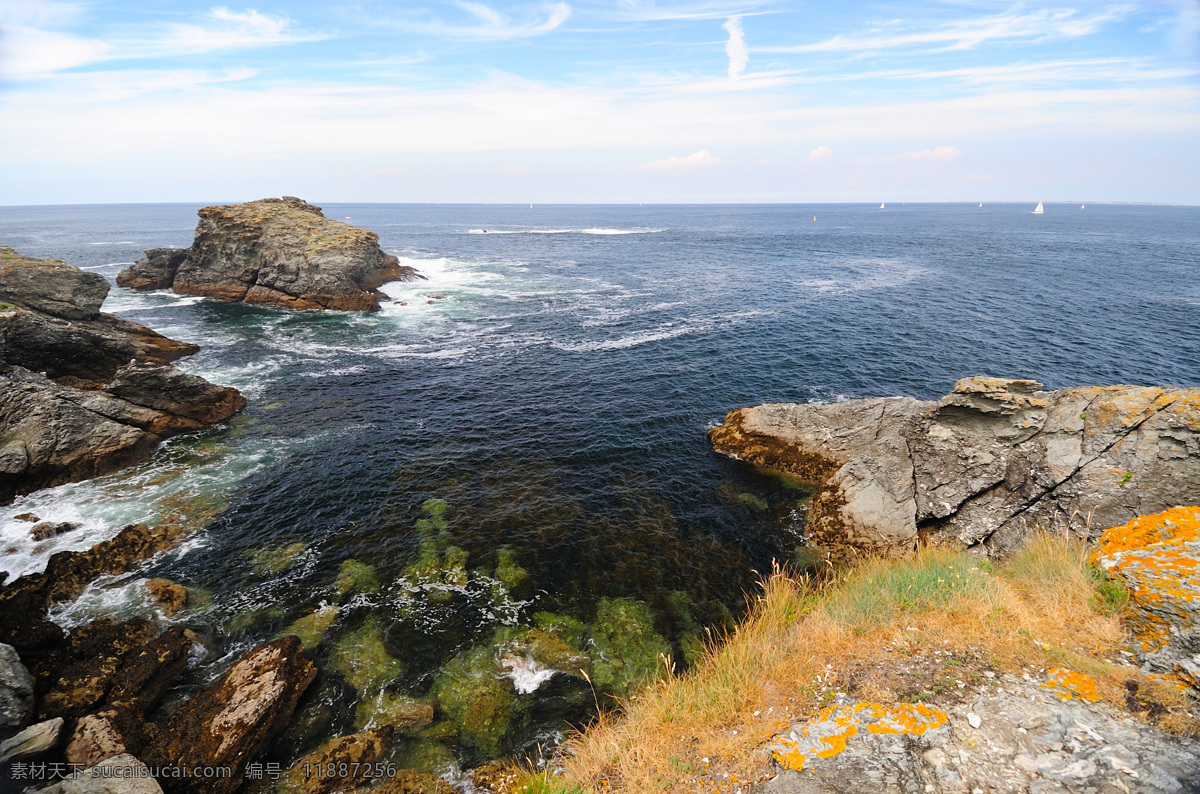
[2, 202, 1198, 770]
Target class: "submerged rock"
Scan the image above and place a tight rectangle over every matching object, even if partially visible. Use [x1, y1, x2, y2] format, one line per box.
[711, 377, 1200, 557]
[587, 597, 671, 699]
[368, 770, 456, 794]
[117, 197, 424, 312]
[430, 645, 519, 758]
[141, 636, 316, 794]
[275, 727, 394, 794]
[327, 616, 405, 696]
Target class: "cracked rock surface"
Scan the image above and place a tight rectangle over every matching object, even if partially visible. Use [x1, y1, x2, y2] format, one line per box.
[709, 377, 1200, 557]
[755, 674, 1200, 794]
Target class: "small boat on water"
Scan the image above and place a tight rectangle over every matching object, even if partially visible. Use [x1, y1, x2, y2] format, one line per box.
[979, 203, 983, 207]
[812, 215, 817, 222]
[1081, 204, 1085, 209]
[1032, 201, 1044, 215]
[879, 203, 885, 209]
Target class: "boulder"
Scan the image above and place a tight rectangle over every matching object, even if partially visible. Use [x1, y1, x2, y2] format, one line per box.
[0, 247, 108, 320]
[141, 636, 316, 794]
[0, 642, 35, 727]
[145, 578, 190, 616]
[41, 753, 165, 794]
[118, 197, 424, 312]
[363, 771, 456, 794]
[65, 704, 154, 768]
[0, 716, 62, 761]
[710, 377, 1200, 557]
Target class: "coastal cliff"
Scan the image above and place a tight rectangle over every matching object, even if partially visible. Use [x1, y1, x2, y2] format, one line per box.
[710, 376, 1200, 557]
[0, 248, 244, 505]
[117, 197, 423, 311]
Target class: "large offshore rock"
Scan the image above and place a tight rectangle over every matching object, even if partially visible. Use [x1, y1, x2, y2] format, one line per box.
[710, 377, 1200, 557]
[141, 637, 316, 794]
[118, 197, 424, 311]
[0, 642, 35, 727]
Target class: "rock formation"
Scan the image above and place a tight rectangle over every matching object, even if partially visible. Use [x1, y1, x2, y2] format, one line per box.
[117, 197, 423, 311]
[710, 377, 1200, 557]
[141, 636, 316, 794]
[0, 247, 244, 505]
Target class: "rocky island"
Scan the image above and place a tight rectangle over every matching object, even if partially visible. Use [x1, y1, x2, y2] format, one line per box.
[0, 247, 245, 505]
[117, 197, 424, 312]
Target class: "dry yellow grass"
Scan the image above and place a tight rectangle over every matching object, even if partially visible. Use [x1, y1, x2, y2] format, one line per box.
[534, 535, 1194, 794]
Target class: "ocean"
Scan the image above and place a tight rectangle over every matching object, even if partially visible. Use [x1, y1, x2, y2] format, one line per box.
[2, 202, 1198, 771]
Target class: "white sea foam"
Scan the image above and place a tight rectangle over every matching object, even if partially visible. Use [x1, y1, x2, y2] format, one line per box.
[796, 258, 929, 295]
[464, 228, 664, 236]
[554, 323, 698, 352]
[500, 654, 557, 694]
[50, 576, 163, 629]
[89, 241, 135, 245]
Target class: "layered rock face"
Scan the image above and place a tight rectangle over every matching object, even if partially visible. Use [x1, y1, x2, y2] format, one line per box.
[117, 197, 423, 311]
[710, 377, 1200, 557]
[0, 248, 244, 505]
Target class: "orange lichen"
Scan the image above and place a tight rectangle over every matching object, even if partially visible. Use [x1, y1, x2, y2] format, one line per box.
[1091, 507, 1200, 655]
[1043, 667, 1101, 703]
[769, 701, 948, 771]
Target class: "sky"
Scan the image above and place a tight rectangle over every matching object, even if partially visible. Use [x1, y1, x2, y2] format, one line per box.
[1, 0, 1198, 204]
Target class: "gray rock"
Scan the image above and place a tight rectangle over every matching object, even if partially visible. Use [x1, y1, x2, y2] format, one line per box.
[0, 716, 63, 761]
[41, 753, 165, 794]
[710, 377, 1200, 557]
[0, 642, 34, 727]
[116, 248, 189, 291]
[0, 247, 108, 320]
[756, 675, 1200, 793]
[118, 197, 424, 312]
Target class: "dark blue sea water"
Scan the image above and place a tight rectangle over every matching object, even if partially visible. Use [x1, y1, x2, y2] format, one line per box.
[2, 202, 1198, 773]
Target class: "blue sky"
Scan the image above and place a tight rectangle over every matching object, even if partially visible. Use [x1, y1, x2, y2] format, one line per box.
[1, 1, 1198, 204]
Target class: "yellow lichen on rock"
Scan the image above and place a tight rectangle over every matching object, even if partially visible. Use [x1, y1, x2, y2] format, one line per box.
[768, 701, 948, 772]
[1091, 507, 1200, 656]
[1042, 667, 1101, 703]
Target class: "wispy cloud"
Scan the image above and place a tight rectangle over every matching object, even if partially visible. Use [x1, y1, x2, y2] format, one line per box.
[605, 1, 769, 23]
[760, 6, 1136, 54]
[0, 26, 109, 76]
[807, 145, 834, 162]
[155, 7, 324, 54]
[724, 16, 747, 78]
[862, 146, 962, 163]
[637, 150, 720, 169]
[407, 2, 572, 40]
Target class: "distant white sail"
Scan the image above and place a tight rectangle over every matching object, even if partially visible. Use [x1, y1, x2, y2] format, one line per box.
[979, 203, 983, 207]
[880, 203, 885, 209]
[1032, 201, 1044, 215]
[1081, 204, 1085, 209]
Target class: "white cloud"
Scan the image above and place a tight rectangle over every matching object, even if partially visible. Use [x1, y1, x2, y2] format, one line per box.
[761, 6, 1136, 54]
[723, 16, 748, 78]
[156, 7, 324, 54]
[807, 145, 834, 161]
[410, 2, 571, 40]
[0, 25, 109, 75]
[863, 146, 962, 163]
[637, 150, 721, 170]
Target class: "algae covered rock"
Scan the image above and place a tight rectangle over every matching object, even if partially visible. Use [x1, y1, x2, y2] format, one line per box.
[430, 645, 519, 757]
[369, 769, 456, 794]
[245, 542, 308, 576]
[327, 616, 405, 695]
[587, 597, 670, 698]
[353, 692, 434, 733]
[118, 197, 424, 312]
[279, 604, 339, 651]
[334, 560, 380, 600]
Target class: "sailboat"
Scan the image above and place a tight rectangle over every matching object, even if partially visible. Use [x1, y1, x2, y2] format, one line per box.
[1081, 204, 1085, 210]
[1032, 201, 1044, 215]
[979, 203, 983, 208]
[879, 203, 885, 209]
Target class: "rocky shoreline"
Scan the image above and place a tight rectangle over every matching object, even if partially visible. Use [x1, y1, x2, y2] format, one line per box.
[1, 248, 245, 506]
[710, 376, 1200, 558]
[117, 197, 424, 312]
